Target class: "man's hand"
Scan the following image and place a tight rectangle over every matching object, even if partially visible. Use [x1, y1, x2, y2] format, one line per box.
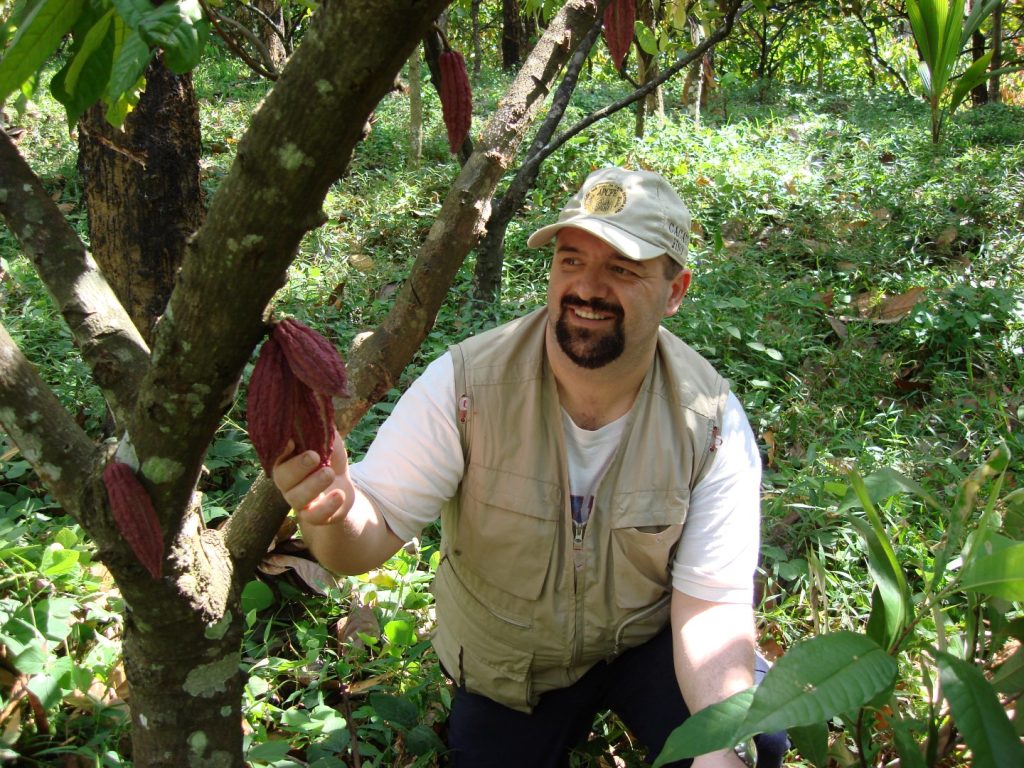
[272, 433, 404, 575]
[692, 750, 747, 768]
[273, 436, 354, 527]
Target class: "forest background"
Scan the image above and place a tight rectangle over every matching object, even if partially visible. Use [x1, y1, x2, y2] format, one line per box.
[0, 1, 1022, 767]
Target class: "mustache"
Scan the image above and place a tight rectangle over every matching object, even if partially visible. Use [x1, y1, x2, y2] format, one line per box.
[561, 294, 624, 318]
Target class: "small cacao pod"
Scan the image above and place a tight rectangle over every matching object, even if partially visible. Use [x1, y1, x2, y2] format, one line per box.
[102, 461, 164, 580]
[439, 49, 472, 153]
[603, 0, 635, 73]
[273, 319, 350, 397]
[247, 336, 296, 473]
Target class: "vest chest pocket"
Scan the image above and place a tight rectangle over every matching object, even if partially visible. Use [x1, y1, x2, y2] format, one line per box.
[453, 465, 562, 602]
[609, 490, 689, 609]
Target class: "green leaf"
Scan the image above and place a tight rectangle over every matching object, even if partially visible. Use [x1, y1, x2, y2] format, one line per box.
[0, 0, 86, 106]
[405, 723, 445, 756]
[63, 7, 113, 94]
[369, 692, 418, 729]
[106, 18, 149, 99]
[241, 580, 275, 614]
[136, 0, 207, 74]
[890, 716, 928, 768]
[383, 618, 413, 648]
[991, 643, 1024, 693]
[742, 632, 897, 735]
[34, 597, 77, 643]
[654, 688, 754, 766]
[636, 22, 658, 56]
[845, 473, 912, 650]
[39, 543, 80, 577]
[935, 651, 1024, 768]
[787, 721, 829, 768]
[949, 51, 993, 115]
[960, 541, 1024, 601]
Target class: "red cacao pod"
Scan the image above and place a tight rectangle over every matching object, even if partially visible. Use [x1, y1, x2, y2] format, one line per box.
[290, 376, 335, 470]
[247, 335, 296, 473]
[102, 461, 164, 579]
[273, 319, 349, 397]
[439, 49, 472, 153]
[248, 321, 345, 472]
[603, 0, 635, 73]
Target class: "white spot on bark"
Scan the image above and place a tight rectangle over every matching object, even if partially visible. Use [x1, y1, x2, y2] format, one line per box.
[204, 613, 232, 640]
[277, 142, 310, 171]
[182, 653, 240, 698]
[142, 457, 185, 484]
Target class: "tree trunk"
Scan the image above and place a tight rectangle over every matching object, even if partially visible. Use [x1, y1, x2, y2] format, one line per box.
[988, 1, 1003, 103]
[471, 0, 483, 76]
[502, 0, 525, 70]
[408, 46, 424, 168]
[972, 29, 989, 105]
[77, 57, 202, 345]
[255, 0, 288, 71]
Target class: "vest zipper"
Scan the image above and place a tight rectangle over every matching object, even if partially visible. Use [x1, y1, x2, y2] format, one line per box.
[612, 594, 671, 656]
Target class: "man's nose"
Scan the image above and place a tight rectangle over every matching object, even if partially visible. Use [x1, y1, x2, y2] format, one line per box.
[573, 267, 608, 300]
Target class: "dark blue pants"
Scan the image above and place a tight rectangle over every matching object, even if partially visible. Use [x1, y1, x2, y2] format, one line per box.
[444, 627, 788, 767]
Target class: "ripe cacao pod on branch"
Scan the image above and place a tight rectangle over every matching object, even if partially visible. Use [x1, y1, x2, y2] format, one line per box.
[439, 48, 472, 153]
[603, 0, 636, 73]
[102, 461, 164, 580]
[247, 319, 349, 473]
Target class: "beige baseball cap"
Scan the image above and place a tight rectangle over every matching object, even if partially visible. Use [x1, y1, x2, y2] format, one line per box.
[527, 167, 691, 267]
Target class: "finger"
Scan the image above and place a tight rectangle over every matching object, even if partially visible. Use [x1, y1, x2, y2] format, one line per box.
[329, 432, 349, 473]
[281, 464, 336, 512]
[295, 487, 348, 527]
[273, 449, 322, 492]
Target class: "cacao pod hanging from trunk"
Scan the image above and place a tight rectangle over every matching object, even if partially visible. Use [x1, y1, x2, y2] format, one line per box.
[439, 48, 472, 153]
[247, 319, 350, 473]
[102, 461, 164, 580]
[603, 0, 636, 73]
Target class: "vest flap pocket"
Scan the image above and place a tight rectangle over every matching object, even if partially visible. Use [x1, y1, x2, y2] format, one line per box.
[455, 465, 560, 601]
[610, 490, 688, 609]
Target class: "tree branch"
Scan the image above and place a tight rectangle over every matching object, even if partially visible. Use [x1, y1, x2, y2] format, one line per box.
[333, 0, 612, 435]
[0, 323, 103, 526]
[126, 0, 451, 535]
[537, 0, 746, 166]
[0, 132, 150, 425]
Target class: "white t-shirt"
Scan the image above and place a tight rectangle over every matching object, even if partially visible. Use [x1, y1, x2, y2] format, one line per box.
[350, 352, 761, 604]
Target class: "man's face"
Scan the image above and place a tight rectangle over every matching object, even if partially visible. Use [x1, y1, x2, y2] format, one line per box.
[546, 228, 690, 370]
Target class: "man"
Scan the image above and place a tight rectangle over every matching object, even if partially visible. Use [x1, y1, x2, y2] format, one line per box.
[274, 168, 785, 767]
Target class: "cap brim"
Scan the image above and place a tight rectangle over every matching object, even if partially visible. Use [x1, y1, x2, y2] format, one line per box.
[526, 219, 665, 261]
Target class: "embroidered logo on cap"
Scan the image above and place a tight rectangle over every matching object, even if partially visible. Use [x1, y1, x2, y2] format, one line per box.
[583, 182, 627, 215]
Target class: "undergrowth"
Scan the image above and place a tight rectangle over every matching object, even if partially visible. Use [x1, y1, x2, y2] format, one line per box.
[0, 49, 1021, 767]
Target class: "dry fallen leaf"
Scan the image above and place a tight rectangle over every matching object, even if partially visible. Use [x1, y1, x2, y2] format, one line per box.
[935, 226, 958, 247]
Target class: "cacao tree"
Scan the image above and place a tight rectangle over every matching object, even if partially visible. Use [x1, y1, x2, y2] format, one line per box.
[0, 0, 613, 763]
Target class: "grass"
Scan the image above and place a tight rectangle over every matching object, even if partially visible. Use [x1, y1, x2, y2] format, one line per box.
[1, 43, 1022, 767]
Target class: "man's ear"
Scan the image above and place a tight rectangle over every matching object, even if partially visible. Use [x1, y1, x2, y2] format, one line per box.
[665, 268, 692, 316]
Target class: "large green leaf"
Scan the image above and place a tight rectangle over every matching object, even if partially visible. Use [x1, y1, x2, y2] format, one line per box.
[654, 688, 755, 766]
[960, 541, 1024, 601]
[845, 473, 912, 651]
[935, 651, 1024, 768]
[135, 0, 207, 74]
[949, 50, 993, 115]
[742, 632, 897, 735]
[0, 0, 85, 105]
[369, 692, 418, 729]
[787, 721, 829, 768]
[50, 5, 118, 127]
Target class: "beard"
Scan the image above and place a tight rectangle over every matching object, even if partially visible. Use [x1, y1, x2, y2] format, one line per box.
[554, 295, 625, 369]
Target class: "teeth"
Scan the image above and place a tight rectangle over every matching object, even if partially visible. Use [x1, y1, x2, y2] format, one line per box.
[575, 308, 608, 320]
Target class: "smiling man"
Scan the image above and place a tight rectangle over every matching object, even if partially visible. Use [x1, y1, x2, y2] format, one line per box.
[273, 168, 787, 767]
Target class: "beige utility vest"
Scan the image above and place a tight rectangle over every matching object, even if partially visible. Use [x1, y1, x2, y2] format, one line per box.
[433, 308, 729, 712]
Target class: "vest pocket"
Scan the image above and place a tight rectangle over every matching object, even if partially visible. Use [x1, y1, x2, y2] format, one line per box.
[455, 465, 561, 601]
[609, 490, 688, 609]
[433, 559, 536, 712]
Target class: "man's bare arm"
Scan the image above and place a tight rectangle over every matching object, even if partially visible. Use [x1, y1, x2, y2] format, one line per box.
[671, 589, 756, 768]
[273, 439, 404, 574]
